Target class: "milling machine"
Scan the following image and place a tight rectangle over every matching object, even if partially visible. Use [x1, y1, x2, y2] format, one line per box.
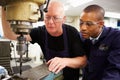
[0, 0, 50, 79]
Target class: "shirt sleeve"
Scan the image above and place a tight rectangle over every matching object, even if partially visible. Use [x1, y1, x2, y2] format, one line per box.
[30, 26, 45, 44]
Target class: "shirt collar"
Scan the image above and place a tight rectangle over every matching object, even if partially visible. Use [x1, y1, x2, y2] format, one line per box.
[90, 28, 103, 41]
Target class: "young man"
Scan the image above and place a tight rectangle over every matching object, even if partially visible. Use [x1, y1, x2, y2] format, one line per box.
[2, 1, 86, 80]
[80, 4, 120, 80]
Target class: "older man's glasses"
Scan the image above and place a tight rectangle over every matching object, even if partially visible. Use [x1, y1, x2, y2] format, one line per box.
[80, 20, 99, 27]
[44, 16, 63, 23]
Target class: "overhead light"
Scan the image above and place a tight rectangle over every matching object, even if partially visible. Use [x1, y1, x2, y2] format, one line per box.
[105, 12, 120, 19]
[67, 0, 93, 7]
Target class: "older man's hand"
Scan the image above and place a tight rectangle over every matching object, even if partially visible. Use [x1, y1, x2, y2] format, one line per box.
[47, 57, 67, 74]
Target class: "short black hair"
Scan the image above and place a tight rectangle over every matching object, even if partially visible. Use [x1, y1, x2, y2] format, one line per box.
[83, 4, 105, 20]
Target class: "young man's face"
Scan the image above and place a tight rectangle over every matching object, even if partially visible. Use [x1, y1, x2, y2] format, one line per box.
[80, 12, 104, 39]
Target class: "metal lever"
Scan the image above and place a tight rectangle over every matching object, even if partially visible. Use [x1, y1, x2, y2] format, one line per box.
[44, 0, 50, 12]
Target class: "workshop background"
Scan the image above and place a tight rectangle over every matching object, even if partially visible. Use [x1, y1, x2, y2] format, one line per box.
[0, 0, 120, 80]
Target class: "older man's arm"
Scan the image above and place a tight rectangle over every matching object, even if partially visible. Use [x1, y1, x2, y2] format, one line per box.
[47, 56, 87, 74]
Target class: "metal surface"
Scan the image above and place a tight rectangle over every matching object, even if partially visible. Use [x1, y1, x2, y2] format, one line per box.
[0, 40, 13, 75]
[0, 0, 45, 6]
[0, 0, 46, 22]
[21, 64, 50, 80]
[0, 0, 46, 76]
[0, 0, 46, 34]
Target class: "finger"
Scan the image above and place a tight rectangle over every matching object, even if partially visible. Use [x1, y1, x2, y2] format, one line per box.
[48, 59, 58, 71]
[55, 64, 65, 74]
[47, 57, 57, 65]
[47, 58, 53, 65]
[51, 63, 61, 73]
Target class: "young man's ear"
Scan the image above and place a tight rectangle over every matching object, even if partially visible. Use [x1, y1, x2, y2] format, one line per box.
[99, 21, 104, 28]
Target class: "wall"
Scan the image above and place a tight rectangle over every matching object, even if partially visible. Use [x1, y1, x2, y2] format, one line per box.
[104, 17, 118, 28]
[65, 16, 80, 31]
[65, 16, 120, 31]
[0, 18, 3, 37]
[0, 7, 3, 37]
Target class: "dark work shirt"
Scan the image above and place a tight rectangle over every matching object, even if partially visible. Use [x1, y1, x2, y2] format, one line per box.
[30, 24, 85, 80]
[48, 33, 64, 51]
[30, 24, 85, 57]
[81, 27, 120, 80]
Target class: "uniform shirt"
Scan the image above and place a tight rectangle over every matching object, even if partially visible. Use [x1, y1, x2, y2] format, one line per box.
[82, 26, 120, 80]
[89, 29, 103, 44]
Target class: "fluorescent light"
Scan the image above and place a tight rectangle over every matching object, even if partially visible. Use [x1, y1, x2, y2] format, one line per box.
[105, 12, 120, 19]
[67, 0, 93, 7]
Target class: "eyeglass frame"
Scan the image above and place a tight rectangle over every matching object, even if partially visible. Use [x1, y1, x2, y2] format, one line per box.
[79, 19, 100, 27]
[44, 16, 64, 23]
